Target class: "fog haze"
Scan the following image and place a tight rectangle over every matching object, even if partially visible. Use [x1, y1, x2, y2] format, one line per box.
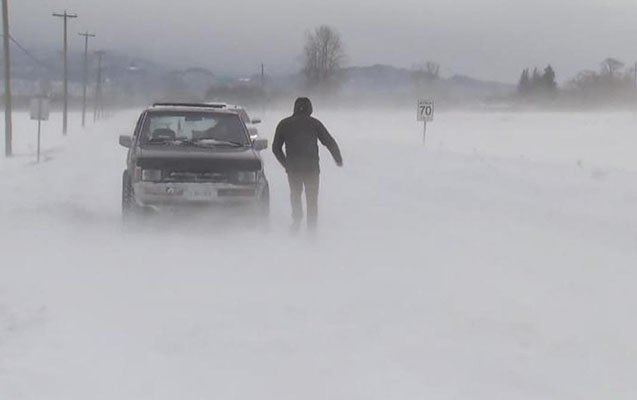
[13, 0, 637, 81]
[3, 1, 637, 398]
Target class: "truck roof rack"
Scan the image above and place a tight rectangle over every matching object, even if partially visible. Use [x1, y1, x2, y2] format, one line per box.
[152, 102, 226, 109]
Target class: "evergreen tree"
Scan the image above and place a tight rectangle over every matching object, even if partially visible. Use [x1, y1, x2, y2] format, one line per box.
[518, 64, 559, 99]
[531, 68, 543, 92]
[518, 69, 530, 95]
[543, 65, 557, 92]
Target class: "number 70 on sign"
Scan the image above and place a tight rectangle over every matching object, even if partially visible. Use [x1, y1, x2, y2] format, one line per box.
[417, 99, 434, 122]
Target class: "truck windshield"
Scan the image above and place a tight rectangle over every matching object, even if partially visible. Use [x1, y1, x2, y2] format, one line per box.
[141, 111, 249, 145]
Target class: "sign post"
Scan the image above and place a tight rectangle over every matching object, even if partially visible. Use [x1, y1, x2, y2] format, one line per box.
[30, 97, 50, 163]
[417, 99, 434, 145]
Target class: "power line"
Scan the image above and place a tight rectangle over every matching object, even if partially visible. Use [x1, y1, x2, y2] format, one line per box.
[6, 34, 55, 72]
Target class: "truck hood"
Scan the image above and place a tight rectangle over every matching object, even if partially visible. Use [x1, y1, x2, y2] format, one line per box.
[137, 145, 262, 172]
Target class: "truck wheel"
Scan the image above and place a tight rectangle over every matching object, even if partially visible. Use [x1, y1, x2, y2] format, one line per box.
[259, 183, 270, 217]
[122, 171, 137, 220]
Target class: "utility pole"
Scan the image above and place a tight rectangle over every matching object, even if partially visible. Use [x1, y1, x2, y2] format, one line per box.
[93, 50, 104, 122]
[52, 10, 77, 135]
[633, 61, 637, 119]
[78, 31, 95, 127]
[2, 0, 12, 157]
[260, 63, 265, 115]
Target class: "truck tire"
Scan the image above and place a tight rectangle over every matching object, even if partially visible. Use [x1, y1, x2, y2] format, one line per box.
[259, 183, 270, 217]
[122, 171, 136, 219]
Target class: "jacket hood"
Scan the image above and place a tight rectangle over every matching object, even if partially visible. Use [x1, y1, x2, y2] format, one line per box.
[293, 97, 313, 116]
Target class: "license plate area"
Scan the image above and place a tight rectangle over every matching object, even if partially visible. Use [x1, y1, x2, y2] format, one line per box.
[184, 188, 216, 200]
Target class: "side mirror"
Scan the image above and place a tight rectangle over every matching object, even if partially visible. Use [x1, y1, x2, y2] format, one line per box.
[248, 127, 258, 141]
[119, 135, 132, 148]
[253, 138, 268, 151]
[251, 118, 262, 124]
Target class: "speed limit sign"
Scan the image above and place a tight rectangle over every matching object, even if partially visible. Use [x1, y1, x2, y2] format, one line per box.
[417, 99, 434, 145]
[417, 99, 434, 122]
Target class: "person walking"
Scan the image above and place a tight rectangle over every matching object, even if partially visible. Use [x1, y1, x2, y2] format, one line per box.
[272, 97, 343, 231]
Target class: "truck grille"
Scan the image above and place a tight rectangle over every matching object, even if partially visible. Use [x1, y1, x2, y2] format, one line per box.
[218, 188, 257, 197]
[163, 171, 233, 183]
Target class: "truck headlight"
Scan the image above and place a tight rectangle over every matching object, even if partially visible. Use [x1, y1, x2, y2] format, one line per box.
[141, 169, 162, 182]
[237, 171, 257, 184]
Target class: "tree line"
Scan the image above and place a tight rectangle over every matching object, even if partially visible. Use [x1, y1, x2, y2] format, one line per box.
[566, 58, 637, 103]
[516, 58, 637, 105]
[517, 66, 557, 97]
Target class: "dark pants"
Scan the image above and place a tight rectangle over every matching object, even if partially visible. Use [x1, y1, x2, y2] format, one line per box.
[287, 172, 320, 227]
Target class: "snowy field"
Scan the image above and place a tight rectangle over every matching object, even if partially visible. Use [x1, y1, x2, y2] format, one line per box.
[1, 108, 636, 399]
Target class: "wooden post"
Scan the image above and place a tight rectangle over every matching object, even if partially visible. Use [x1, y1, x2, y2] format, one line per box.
[2, 0, 12, 157]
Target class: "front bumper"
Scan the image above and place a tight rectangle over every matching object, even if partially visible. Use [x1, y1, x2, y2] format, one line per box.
[133, 181, 261, 207]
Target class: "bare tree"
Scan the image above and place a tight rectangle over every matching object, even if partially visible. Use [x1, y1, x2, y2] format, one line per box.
[601, 58, 624, 78]
[302, 25, 345, 90]
[566, 70, 598, 95]
[411, 61, 441, 93]
[412, 62, 440, 81]
[425, 62, 440, 80]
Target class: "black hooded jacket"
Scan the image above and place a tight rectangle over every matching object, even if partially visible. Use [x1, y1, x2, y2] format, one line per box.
[272, 98, 342, 174]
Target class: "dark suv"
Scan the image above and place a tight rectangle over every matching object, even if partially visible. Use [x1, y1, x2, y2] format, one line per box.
[119, 103, 269, 219]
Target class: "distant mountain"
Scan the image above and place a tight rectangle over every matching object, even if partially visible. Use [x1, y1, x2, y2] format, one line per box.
[340, 64, 514, 101]
[342, 64, 413, 93]
[5, 45, 515, 105]
[447, 74, 514, 96]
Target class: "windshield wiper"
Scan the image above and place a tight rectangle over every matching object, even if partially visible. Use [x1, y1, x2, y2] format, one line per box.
[169, 139, 205, 147]
[191, 138, 245, 147]
[145, 138, 175, 145]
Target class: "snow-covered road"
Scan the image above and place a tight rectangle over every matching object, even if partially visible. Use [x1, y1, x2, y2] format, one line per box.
[1, 109, 636, 399]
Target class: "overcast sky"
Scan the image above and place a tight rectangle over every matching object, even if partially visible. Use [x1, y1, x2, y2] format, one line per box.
[10, 0, 637, 82]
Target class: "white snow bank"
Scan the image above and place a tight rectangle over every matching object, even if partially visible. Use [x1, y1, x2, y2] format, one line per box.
[0, 109, 635, 400]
